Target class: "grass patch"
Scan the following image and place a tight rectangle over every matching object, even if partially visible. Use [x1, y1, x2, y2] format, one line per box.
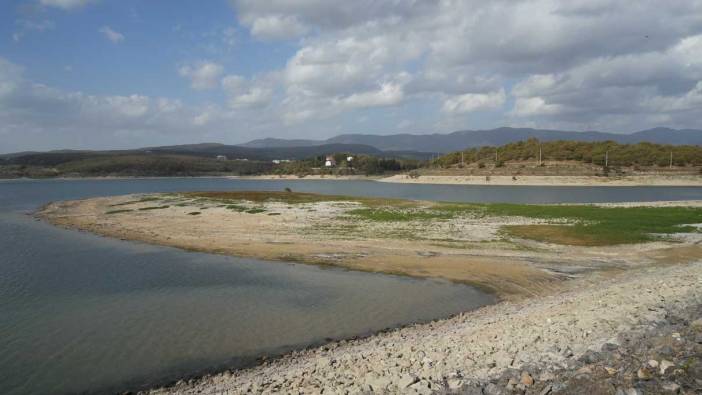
[138, 205, 170, 211]
[109, 196, 161, 207]
[491, 204, 702, 245]
[187, 211, 201, 215]
[349, 208, 453, 222]
[163, 192, 702, 246]
[105, 209, 133, 214]
[268, 212, 281, 216]
[183, 191, 414, 207]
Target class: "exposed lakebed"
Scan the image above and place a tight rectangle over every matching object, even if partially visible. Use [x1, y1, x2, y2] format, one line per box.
[2, 178, 702, 394]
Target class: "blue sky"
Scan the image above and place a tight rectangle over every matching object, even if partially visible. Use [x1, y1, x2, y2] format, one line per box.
[1, 0, 701, 153]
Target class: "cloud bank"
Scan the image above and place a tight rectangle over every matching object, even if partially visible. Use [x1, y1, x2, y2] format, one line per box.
[3, 0, 702, 152]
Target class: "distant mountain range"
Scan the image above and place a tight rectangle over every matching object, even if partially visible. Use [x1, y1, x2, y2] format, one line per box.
[242, 127, 702, 153]
[0, 142, 433, 166]
[3, 127, 701, 163]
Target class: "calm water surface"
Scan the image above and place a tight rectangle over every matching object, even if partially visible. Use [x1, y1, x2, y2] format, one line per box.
[2, 178, 702, 395]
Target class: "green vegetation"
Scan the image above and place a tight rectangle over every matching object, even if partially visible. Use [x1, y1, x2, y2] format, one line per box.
[187, 212, 201, 215]
[435, 139, 702, 168]
[273, 153, 421, 176]
[170, 191, 702, 246]
[487, 204, 702, 246]
[109, 196, 161, 207]
[185, 191, 415, 209]
[105, 209, 133, 214]
[138, 205, 170, 211]
[0, 153, 274, 178]
[348, 208, 454, 222]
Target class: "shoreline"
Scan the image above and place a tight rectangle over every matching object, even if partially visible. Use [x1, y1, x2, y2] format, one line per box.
[378, 174, 702, 186]
[146, 261, 702, 394]
[2, 173, 702, 187]
[36, 193, 702, 394]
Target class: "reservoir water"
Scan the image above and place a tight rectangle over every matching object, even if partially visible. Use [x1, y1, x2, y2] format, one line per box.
[2, 178, 702, 394]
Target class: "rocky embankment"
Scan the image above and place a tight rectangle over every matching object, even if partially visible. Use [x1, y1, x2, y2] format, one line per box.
[145, 262, 702, 395]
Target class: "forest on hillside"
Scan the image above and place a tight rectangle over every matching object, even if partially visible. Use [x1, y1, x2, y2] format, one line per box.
[434, 139, 702, 168]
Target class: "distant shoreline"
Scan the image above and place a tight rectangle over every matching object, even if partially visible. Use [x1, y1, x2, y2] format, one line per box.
[2, 173, 702, 187]
[377, 174, 702, 186]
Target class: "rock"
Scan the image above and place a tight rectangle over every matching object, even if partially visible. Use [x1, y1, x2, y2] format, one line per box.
[506, 378, 518, 390]
[660, 381, 680, 393]
[604, 366, 618, 375]
[446, 377, 464, 390]
[539, 384, 553, 395]
[538, 371, 556, 382]
[409, 380, 432, 395]
[616, 389, 642, 395]
[520, 371, 534, 386]
[367, 376, 391, 392]
[397, 374, 418, 389]
[637, 368, 653, 380]
[660, 359, 675, 374]
[317, 357, 332, 367]
[691, 318, 702, 329]
[647, 359, 659, 368]
[483, 382, 506, 395]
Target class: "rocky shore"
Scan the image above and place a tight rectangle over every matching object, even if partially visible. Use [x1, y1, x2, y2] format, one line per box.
[146, 261, 702, 395]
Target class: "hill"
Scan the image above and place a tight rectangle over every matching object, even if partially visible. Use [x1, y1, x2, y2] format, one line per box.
[434, 139, 702, 170]
[0, 143, 431, 178]
[242, 127, 702, 153]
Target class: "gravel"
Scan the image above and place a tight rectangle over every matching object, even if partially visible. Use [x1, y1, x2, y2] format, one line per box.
[145, 262, 702, 395]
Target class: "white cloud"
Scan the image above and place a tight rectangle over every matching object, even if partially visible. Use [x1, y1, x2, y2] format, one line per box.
[249, 15, 308, 40]
[339, 82, 404, 109]
[99, 26, 124, 43]
[178, 62, 224, 90]
[230, 0, 702, 131]
[221, 73, 277, 109]
[443, 89, 506, 114]
[512, 97, 564, 117]
[40, 0, 94, 10]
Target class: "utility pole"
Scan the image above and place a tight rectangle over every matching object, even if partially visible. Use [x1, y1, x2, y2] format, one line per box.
[670, 151, 673, 169]
[461, 151, 464, 167]
[605, 151, 608, 167]
[495, 149, 498, 162]
[538, 144, 542, 166]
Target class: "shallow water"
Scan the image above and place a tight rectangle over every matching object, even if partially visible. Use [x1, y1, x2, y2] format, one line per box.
[1, 178, 701, 395]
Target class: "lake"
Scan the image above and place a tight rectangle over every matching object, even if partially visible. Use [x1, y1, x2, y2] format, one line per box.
[2, 178, 702, 394]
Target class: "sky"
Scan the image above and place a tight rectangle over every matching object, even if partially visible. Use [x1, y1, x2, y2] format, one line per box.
[1, 0, 702, 153]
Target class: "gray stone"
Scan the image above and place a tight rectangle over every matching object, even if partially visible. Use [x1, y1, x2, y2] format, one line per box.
[660, 359, 675, 374]
[398, 374, 418, 389]
[661, 381, 680, 394]
[539, 384, 553, 395]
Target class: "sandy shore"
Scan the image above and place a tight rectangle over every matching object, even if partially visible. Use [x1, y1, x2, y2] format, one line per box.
[37, 194, 702, 298]
[378, 174, 702, 186]
[37, 193, 702, 394]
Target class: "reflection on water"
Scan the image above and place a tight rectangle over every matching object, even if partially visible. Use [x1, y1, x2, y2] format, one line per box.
[0, 179, 505, 395]
[2, 178, 701, 394]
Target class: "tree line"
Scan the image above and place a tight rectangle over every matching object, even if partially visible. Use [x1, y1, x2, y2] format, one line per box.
[434, 139, 702, 168]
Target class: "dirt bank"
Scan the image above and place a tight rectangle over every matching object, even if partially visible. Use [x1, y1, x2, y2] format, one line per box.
[379, 174, 702, 186]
